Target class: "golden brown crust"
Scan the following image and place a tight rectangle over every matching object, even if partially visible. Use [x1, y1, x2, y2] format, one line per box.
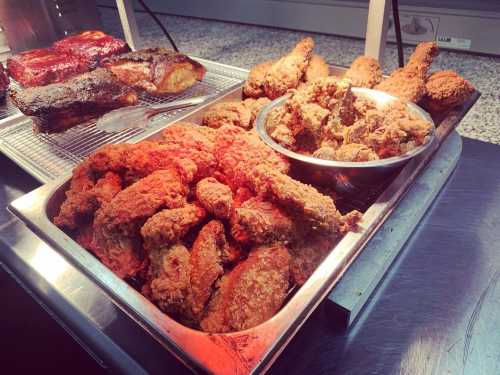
[200, 244, 290, 333]
[195, 177, 233, 219]
[303, 54, 329, 83]
[264, 38, 315, 99]
[243, 60, 274, 98]
[202, 101, 252, 129]
[422, 70, 474, 113]
[344, 55, 382, 88]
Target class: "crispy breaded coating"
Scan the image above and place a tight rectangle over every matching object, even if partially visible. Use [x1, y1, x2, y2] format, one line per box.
[195, 177, 233, 219]
[344, 55, 382, 88]
[422, 70, 474, 113]
[231, 197, 295, 245]
[200, 244, 290, 333]
[214, 125, 289, 188]
[243, 97, 271, 127]
[187, 220, 226, 318]
[266, 106, 297, 148]
[264, 38, 314, 99]
[202, 101, 252, 129]
[303, 54, 329, 83]
[329, 143, 379, 162]
[290, 234, 339, 285]
[248, 164, 344, 232]
[54, 171, 122, 229]
[376, 41, 438, 102]
[140, 204, 207, 251]
[243, 60, 274, 98]
[92, 169, 189, 278]
[162, 121, 216, 145]
[148, 244, 192, 314]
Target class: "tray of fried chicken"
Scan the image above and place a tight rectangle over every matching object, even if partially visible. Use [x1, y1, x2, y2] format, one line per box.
[8, 37, 479, 375]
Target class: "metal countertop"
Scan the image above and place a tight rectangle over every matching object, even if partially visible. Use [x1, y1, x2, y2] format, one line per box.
[1, 135, 499, 375]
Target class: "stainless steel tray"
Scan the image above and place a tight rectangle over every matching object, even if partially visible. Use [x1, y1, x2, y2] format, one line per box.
[0, 57, 247, 183]
[9, 69, 480, 374]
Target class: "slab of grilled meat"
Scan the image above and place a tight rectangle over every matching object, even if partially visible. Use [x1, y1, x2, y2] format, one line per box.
[10, 68, 138, 133]
[53, 30, 130, 68]
[7, 48, 89, 87]
[100, 48, 206, 95]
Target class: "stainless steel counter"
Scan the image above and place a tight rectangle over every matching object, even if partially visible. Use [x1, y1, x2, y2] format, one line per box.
[1, 135, 500, 374]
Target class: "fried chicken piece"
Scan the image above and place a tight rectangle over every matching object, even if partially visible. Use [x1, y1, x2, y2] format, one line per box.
[195, 177, 233, 219]
[92, 169, 189, 278]
[187, 220, 226, 318]
[303, 54, 329, 83]
[375, 41, 438, 102]
[214, 125, 289, 189]
[247, 164, 346, 232]
[53, 171, 122, 229]
[148, 244, 192, 314]
[243, 60, 274, 98]
[231, 197, 296, 245]
[311, 146, 337, 160]
[202, 101, 252, 129]
[266, 106, 297, 148]
[75, 221, 95, 251]
[422, 70, 474, 113]
[200, 244, 290, 333]
[344, 56, 382, 88]
[290, 234, 339, 285]
[162, 121, 216, 144]
[330, 143, 379, 162]
[243, 97, 271, 127]
[140, 204, 207, 251]
[381, 101, 433, 145]
[264, 38, 314, 99]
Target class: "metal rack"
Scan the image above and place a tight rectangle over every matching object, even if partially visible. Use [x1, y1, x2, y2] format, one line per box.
[0, 59, 247, 183]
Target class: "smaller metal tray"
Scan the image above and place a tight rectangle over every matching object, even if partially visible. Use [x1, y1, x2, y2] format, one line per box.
[9, 76, 480, 374]
[0, 58, 247, 183]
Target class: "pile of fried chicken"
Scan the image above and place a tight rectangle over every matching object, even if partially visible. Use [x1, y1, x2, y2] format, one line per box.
[53, 122, 361, 333]
[199, 39, 474, 159]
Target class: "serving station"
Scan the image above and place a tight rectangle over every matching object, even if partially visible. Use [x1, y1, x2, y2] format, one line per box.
[0, 1, 497, 375]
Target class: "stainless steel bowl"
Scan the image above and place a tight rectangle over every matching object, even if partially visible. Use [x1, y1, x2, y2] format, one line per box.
[255, 87, 436, 192]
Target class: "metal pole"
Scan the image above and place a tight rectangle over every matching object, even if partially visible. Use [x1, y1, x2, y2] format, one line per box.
[364, 0, 390, 67]
[115, 0, 141, 50]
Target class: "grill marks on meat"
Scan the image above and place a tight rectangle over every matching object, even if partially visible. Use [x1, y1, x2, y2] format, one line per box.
[10, 68, 138, 133]
[101, 48, 206, 95]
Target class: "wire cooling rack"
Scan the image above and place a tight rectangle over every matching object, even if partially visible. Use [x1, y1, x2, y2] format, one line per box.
[0, 58, 247, 183]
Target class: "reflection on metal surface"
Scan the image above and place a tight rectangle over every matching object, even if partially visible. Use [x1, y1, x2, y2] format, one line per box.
[31, 242, 69, 284]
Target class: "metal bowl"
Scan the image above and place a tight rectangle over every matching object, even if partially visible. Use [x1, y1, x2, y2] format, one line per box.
[255, 87, 436, 192]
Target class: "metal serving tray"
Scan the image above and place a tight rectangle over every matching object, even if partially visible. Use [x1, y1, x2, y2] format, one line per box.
[9, 68, 480, 374]
[0, 57, 247, 183]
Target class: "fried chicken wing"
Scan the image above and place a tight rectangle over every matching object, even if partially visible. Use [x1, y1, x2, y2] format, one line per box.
[264, 37, 314, 99]
[200, 244, 290, 333]
[243, 60, 274, 98]
[303, 54, 329, 83]
[148, 244, 192, 314]
[214, 125, 289, 189]
[195, 177, 233, 219]
[140, 204, 207, 251]
[422, 70, 474, 113]
[54, 171, 122, 229]
[344, 56, 382, 88]
[231, 197, 296, 245]
[92, 169, 189, 278]
[247, 164, 347, 232]
[243, 97, 271, 127]
[202, 101, 252, 129]
[187, 220, 226, 318]
[375, 41, 438, 102]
